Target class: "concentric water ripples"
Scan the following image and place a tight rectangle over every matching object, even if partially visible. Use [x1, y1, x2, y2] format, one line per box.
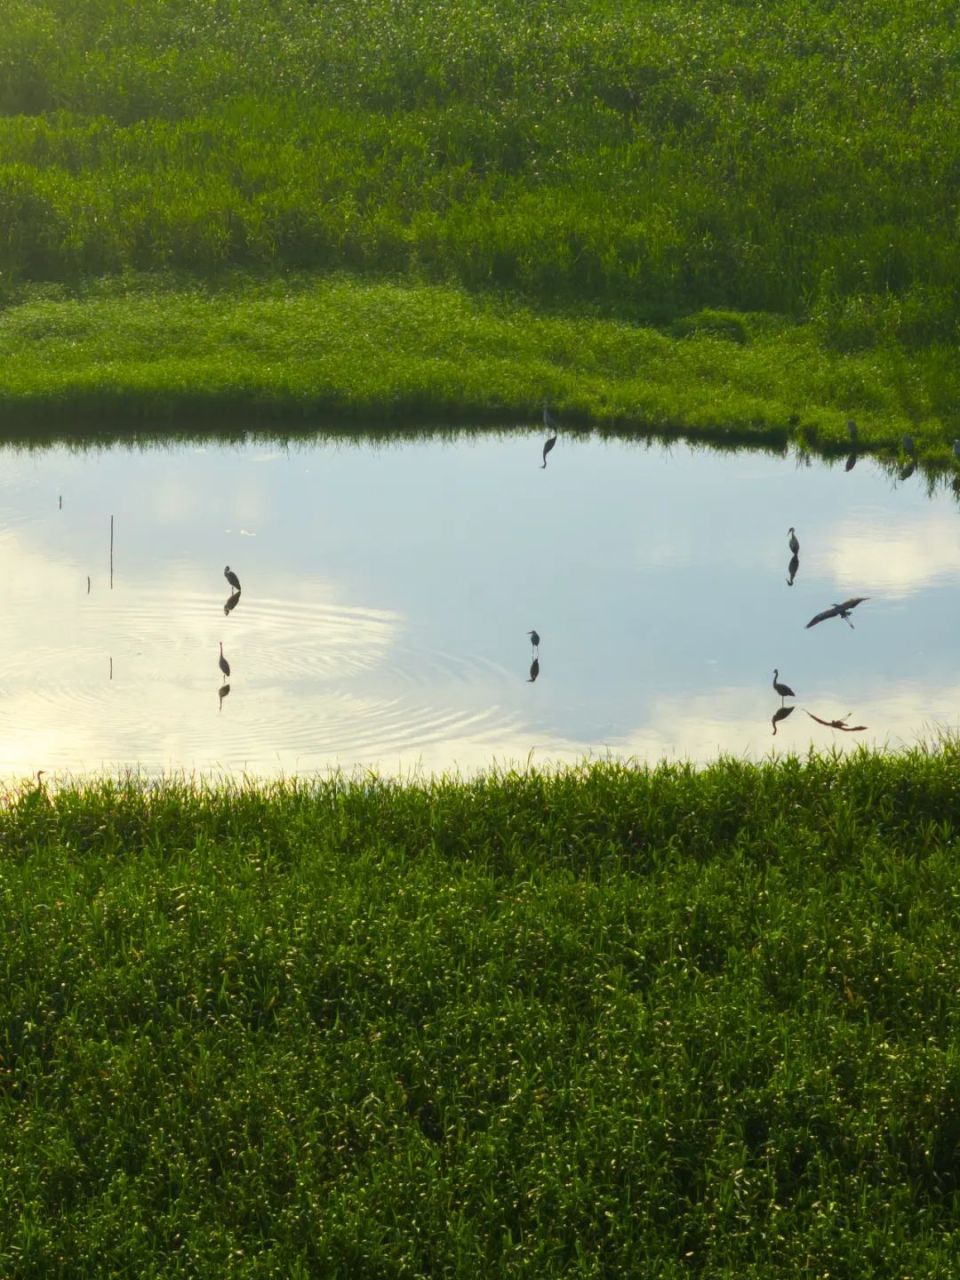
[0, 576, 525, 773]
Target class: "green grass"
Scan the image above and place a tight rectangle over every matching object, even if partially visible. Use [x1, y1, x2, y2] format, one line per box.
[4, 752, 960, 1276]
[3, 273, 960, 459]
[2, 0, 958, 331]
[1, 0, 959, 437]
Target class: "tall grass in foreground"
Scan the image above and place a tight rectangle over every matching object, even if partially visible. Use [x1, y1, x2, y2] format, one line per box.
[3, 273, 960, 454]
[4, 752, 960, 1276]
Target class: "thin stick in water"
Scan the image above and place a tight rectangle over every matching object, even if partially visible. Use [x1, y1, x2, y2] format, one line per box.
[110, 515, 114, 590]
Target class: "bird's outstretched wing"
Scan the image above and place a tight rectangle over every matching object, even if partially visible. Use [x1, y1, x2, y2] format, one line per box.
[837, 596, 869, 612]
[805, 710, 834, 727]
[806, 605, 840, 628]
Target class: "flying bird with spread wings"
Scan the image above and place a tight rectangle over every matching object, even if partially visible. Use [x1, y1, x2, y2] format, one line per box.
[805, 711, 868, 732]
[805, 597, 869, 629]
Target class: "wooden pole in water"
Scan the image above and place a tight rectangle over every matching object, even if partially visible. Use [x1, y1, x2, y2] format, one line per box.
[110, 515, 114, 589]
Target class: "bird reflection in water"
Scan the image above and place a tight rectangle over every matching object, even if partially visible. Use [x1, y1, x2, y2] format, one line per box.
[786, 553, 799, 586]
[806, 710, 867, 732]
[844, 419, 858, 471]
[224, 589, 241, 616]
[219, 682, 231, 709]
[899, 459, 916, 481]
[541, 401, 558, 468]
[771, 706, 795, 735]
[528, 656, 540, 683]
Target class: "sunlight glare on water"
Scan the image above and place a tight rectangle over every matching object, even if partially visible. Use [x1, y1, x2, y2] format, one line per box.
[1, 432, 959, 779]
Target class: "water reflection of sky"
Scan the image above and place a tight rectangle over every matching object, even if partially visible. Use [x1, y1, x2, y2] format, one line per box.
[1, 433, 959, 779]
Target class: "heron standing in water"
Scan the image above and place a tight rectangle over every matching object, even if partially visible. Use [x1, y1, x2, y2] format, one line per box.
[224, 565, 241, 592]
[772, 669, 795, 705]
[219, 642, 231, 679]
[541, 401, 558, 468]
[788, 527, 799, 556]
[528, 629, 540, 653]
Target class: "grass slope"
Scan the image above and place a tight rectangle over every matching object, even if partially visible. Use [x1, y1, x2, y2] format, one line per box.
[2, 274, 958, 458]
[1, 0, 958, 436]
[3, 754, 960, 1276]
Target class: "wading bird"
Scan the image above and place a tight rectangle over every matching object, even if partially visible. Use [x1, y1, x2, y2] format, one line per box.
[219, 641, 230, 679]
[786, 553, 799, 586]
[805, 597, 869, 629]
[528, 656, 540, 683]
[953, 439, 960, 463]
[847, 419, 858, 443]
[902, 433, 916, 458]
[772, 669, 795, 705]
[771, 706, 795, 736]
[805, 710, 867, 732]
[224, 565, 241, 592]
[788, 527, 800, 556]
[528, 629, 540, 652]
[541, 401, 558, 468]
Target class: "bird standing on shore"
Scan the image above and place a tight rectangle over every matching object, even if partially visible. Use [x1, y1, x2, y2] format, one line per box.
[224, 565, 241, 592]
[219, 642, 231, 678]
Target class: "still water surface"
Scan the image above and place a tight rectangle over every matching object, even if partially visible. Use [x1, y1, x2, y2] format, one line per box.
[1, 433, 958, 778]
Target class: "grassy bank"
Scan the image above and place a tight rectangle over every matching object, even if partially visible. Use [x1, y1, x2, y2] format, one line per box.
[1, 0, 958, 439]
[2, 273, 959, 458]
[3, 753, 960, 1276]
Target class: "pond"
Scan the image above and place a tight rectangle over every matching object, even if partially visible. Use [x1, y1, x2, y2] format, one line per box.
[1, 430, 958, 779]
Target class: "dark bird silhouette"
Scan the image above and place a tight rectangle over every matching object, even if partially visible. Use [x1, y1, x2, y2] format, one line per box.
[786, 553, 799, 586]
[788, 527, 800, 556]
[902, 433, 916, 458]
[772, 668, 795, 705]
[805, 710, 868, 732]
[541, 401, 558, 468]
[219, 641, 230, 678]
[845, 451, 857, 472]
[847, 419, 858, 443]
[224, 589, 241, 616]
[805, 597, 870, 629]
[953, 439, 960, 463]
[528, 629, 540, 652]
[772, 706, 795, 735]
[218, 682, 230, 709]
[899, 459, 916, 481]
[224, 565, 241, 592]
[528, 656, 540, 683]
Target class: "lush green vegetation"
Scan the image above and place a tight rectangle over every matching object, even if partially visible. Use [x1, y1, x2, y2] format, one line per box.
[1, 0, 959, 437]
[5, 273, 958, 457]
[3, 754, 960, 1275]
